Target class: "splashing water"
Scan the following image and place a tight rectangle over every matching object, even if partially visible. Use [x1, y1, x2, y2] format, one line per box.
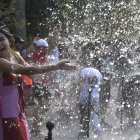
[26, 66, 140, 140]
[26, 1, 140, 139]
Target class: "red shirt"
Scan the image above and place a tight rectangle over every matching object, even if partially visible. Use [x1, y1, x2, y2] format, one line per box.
[32, 48, 52, 85]
[32, 48, 47, 64]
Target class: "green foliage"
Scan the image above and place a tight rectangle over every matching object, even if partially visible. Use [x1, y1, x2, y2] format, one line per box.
[1, 0, 139, 51]
[0, 0, 16, 33]
[25, 0, 49, 37]
[25, 0, 89, 38]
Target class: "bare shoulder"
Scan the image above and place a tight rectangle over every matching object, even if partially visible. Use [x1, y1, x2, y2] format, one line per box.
[12, 51, 21, 58]
[12, 51, 28, 66]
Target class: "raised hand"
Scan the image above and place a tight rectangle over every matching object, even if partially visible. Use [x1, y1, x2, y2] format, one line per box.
[56, 60, 77, 70]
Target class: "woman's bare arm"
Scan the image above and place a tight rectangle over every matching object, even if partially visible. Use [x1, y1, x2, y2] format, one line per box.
[0, 58, 76, 75]
[12, 51, 29, 66]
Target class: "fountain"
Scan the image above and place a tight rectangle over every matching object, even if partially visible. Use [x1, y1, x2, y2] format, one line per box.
[44, 121, 55, 140]
[25, 1, 140, 140]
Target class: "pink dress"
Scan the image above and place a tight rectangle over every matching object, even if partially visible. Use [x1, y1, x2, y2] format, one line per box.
[0, 73, 30, 140]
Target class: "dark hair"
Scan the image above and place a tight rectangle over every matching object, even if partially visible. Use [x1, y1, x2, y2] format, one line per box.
[0, 21, 6, 29]
[82, 42, 95, 51]
[0, 28, 13, 39]
[14, 35, 24, 44]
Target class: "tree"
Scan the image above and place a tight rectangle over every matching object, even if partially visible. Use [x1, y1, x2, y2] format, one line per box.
[0, 0, 16, 33]
[0, 0, 26, 41]
[15, 0, 26, 40]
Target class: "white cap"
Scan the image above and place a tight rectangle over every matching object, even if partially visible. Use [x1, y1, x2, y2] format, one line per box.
[35, 39, 48, 47]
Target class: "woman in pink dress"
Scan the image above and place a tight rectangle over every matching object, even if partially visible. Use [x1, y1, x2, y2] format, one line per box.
[0, 27, 76, 140]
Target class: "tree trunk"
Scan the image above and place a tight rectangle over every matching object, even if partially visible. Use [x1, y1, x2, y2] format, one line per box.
[15, 0, 26, 40]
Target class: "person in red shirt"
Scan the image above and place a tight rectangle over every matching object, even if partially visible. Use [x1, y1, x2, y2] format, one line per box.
[32, 39, 48, 64]
[31, 39, 52, 101]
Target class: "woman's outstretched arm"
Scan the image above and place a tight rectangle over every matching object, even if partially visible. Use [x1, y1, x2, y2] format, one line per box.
[0, 58, 76, 75]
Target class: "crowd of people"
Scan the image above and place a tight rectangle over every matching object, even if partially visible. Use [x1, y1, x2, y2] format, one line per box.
[0, 21, 139, 140]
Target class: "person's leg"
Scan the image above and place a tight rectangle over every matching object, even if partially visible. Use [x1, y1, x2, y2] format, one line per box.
[91, 92, 102, 135]
[79, 92, 88, 132]
[28, 82, 41, 106]
[123, 87, 136, 126]
[99, 80, 111, 127]
[79, 104, 88, 132]
[30, 83, 43, 136]
[43, 86, 51, 100]
[125, 100, 136, 126]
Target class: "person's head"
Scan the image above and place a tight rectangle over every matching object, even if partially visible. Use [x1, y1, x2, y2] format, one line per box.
[34, 39, 48, 51]
[0, 28, 13, 57]
[86, 42, 95, 51]
[13, 35, 24, 50]
[82, 42, 95, 54]
[52, 20, 62, 33]
[0, 21, 6, 29]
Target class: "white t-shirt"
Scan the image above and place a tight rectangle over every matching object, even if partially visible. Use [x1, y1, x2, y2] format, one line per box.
[80, 67, 102, 95]
[47, 47, 59, 64]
